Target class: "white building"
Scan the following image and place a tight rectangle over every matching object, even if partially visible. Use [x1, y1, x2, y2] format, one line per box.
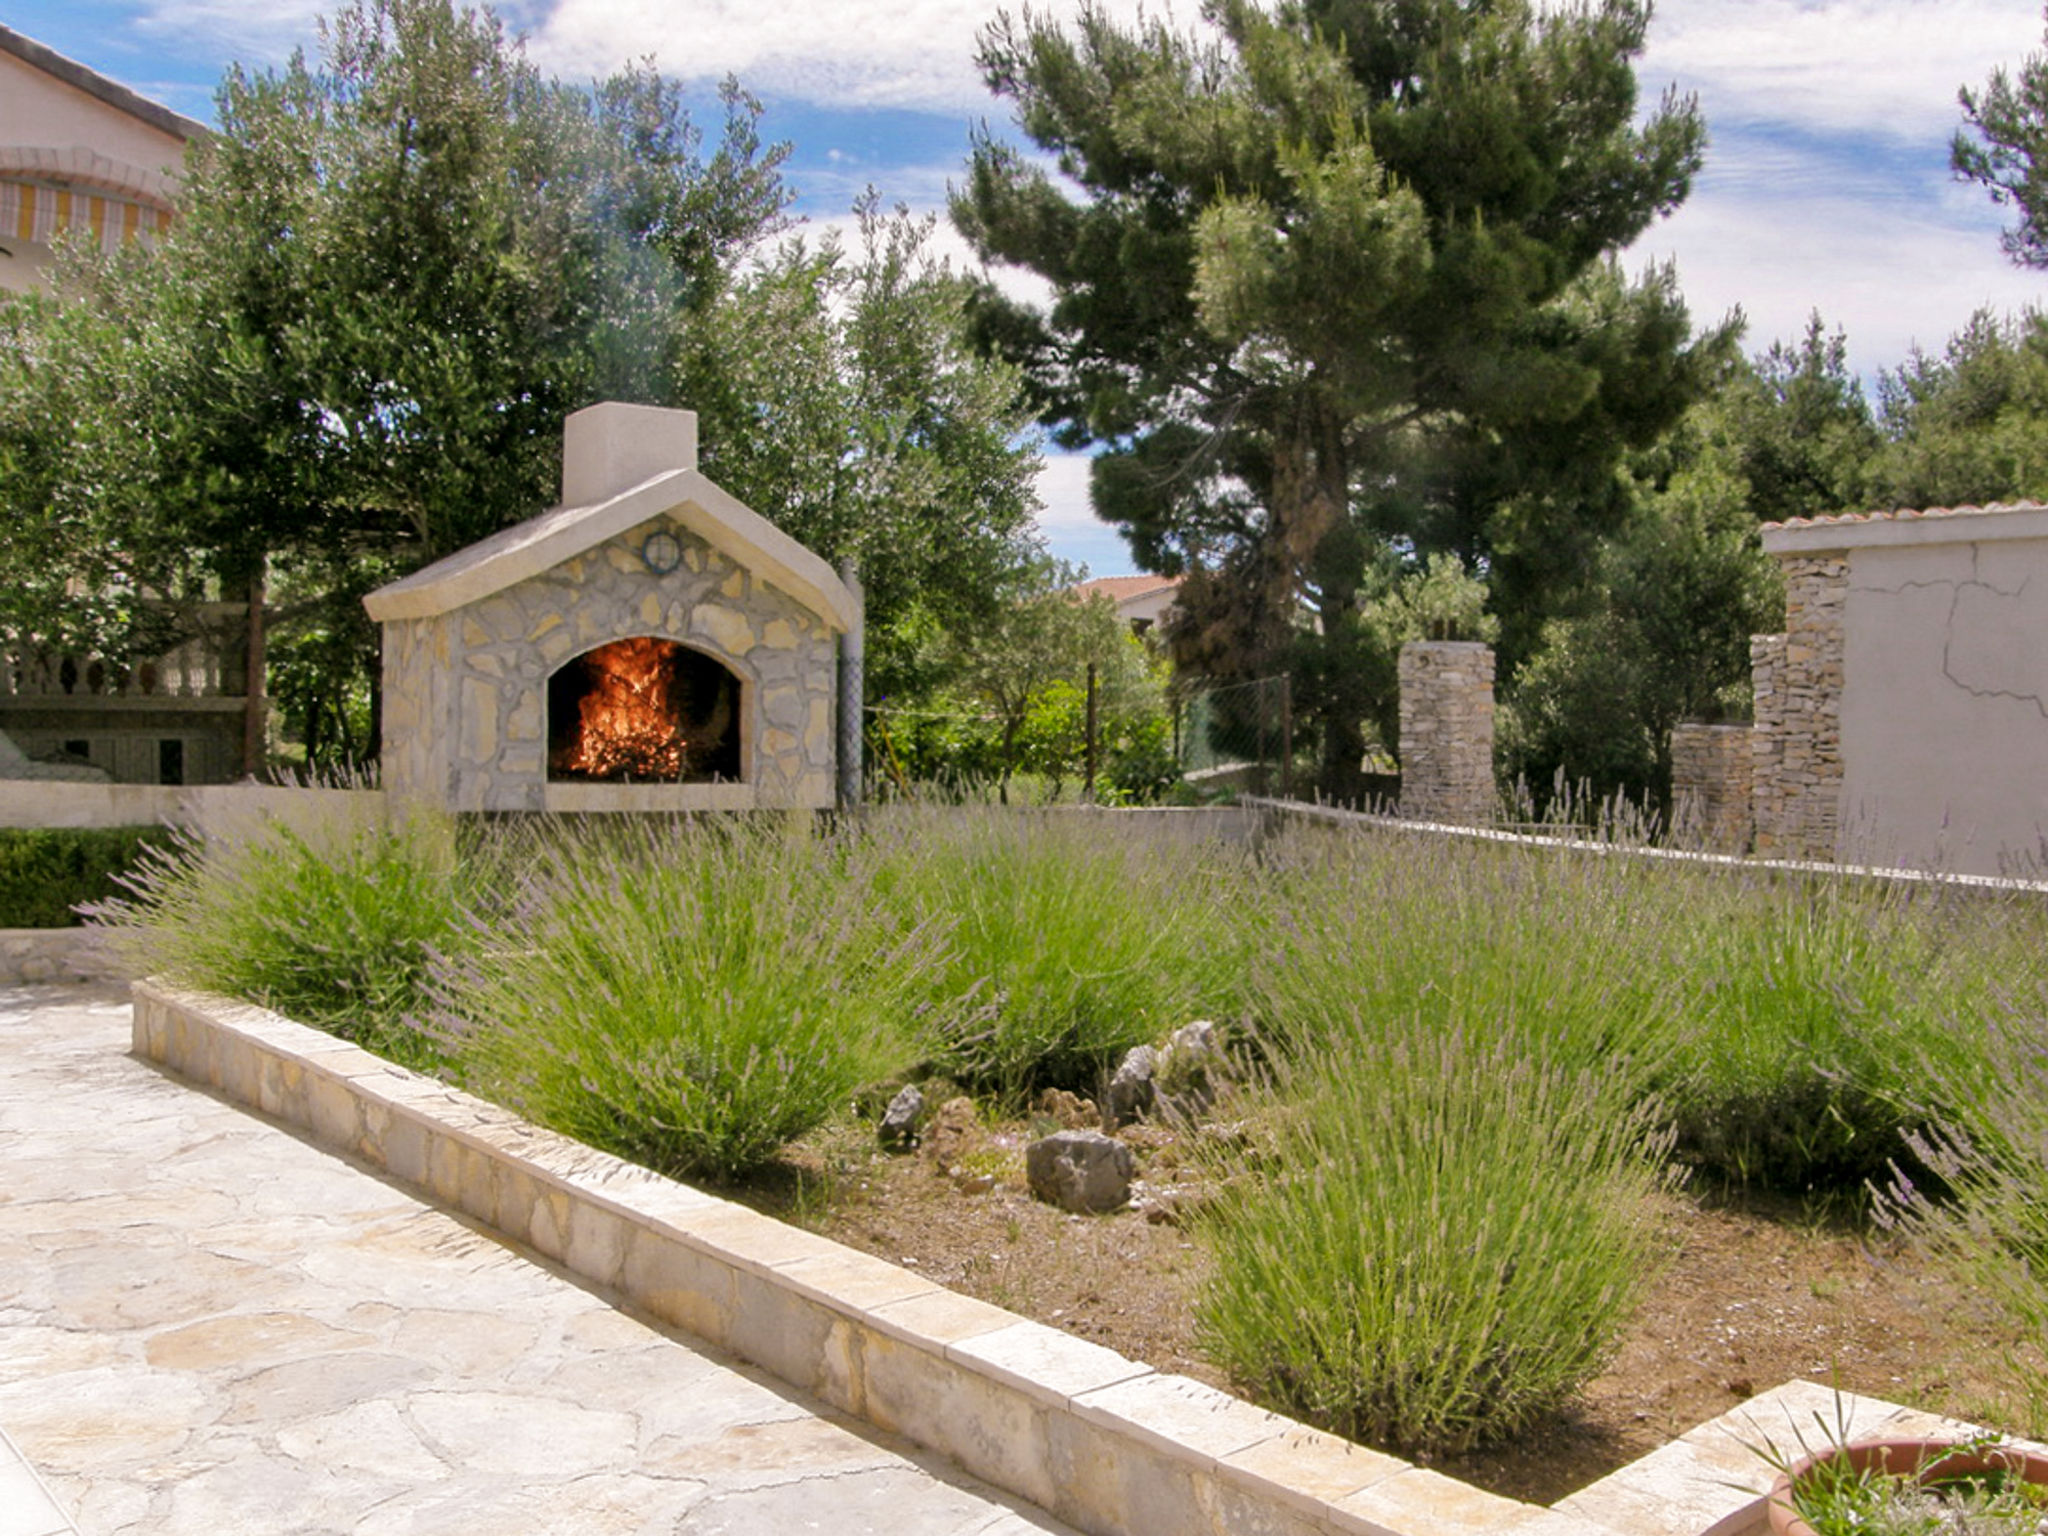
[0, 23, 205, 295]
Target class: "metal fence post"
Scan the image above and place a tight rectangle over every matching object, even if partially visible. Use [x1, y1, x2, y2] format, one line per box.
[1280, 672, 1293, 800]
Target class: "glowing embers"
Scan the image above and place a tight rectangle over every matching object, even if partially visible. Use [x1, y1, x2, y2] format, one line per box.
[546, 637, 741, 783]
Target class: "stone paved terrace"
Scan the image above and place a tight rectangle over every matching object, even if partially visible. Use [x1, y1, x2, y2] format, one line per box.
[0, 984, 1072, 1536]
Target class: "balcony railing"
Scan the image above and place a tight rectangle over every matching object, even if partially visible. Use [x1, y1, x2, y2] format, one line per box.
[1, 604, 250, 700]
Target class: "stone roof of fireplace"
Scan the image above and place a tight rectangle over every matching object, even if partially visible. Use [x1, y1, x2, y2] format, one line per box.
[362, 403, 857, 633]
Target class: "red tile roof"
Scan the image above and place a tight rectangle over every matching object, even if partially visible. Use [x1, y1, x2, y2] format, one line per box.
[1073, 574, 1180, 601]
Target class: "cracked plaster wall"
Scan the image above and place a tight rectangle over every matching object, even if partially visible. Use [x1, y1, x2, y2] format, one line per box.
[1837, 538, 2048, 875]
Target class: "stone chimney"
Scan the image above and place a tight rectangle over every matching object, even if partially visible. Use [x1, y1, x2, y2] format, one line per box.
[561, 402, 698, 506]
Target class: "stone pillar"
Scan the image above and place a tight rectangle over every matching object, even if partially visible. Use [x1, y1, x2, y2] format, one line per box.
[1749, 555, 1847, 860]
[1397, 640, 1496, 826]
[1749, 633, 1786, 852]
[1670, 723, 1753, 854]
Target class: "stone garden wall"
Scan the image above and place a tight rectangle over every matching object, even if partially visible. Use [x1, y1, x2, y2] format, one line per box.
[1749, 555, 1846, 861]
[0, 926, 117, 985]
[1671, 723, 1753, 855]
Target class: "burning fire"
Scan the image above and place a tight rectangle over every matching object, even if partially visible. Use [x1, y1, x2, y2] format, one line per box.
[555, 637, 687, 781]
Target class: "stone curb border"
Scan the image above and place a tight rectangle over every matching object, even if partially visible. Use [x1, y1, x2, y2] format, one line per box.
[133, 979, 1627, 1536]
[1556, 1377, 2001, 1536]
[137, 981, 2019, 1536]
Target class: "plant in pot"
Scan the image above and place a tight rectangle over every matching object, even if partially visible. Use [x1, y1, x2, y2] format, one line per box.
[1764, 1433, 2048, 1535]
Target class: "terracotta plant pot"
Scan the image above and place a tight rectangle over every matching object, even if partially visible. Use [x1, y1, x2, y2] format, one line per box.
[1767, 1436, 2048, 1536]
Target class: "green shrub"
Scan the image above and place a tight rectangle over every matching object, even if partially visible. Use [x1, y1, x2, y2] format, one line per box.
[433, 816, 944, 1183]
[874, 807, 1239, 1098]
[1195, 1020, 1672, 1457]
[1881, 994, 2048, 1419]
[0, 826, 171, 928]
[1660, 873, 2009, 1193]
[1247, 828, 2033, 1200]
[89, 805, 468, 1070]
[1245, 830, 1683, 1089]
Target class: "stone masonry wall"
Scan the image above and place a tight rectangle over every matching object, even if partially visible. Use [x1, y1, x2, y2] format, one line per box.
[1750, 555, 1847, 860]
[1398, 640, 1496, 826]
[0, 927, 119, 985]
[1749, 631, 1786, 841]
[381, 520, 837, 813]
[1670, 723, 1753, 854]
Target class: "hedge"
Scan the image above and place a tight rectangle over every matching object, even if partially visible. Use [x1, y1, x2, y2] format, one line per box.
[0, 826, 171, 928]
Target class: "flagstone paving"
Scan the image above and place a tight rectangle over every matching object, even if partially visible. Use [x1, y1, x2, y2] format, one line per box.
[0, 984, 1074, 1536]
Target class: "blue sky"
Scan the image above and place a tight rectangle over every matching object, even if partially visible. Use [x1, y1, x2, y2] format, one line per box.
[9, 0, 2047, 574]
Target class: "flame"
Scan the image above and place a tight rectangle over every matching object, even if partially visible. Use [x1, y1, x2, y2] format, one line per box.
[555, 637, 687, 780]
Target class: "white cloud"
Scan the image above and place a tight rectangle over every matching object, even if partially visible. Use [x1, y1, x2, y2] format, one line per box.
[1619, 4, 2048, 376]
[134, 0, 328, 64]
[1633, 179, 2042, 379]
[1028, 450, 1146, 574]
[1641, 0, 2042, 144]
[1031, 450, 1097, 535]
[773, 198, 1058, 319]
[528, 0, 1164, 113]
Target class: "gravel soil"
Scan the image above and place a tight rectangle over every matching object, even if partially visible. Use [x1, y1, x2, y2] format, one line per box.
[743, 1099, 2036, 1508]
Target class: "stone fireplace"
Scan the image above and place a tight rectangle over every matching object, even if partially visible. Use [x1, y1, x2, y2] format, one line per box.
[363, 402, 857, 813]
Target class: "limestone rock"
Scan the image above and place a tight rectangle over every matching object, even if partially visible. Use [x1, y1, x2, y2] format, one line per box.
[1105, 1046, 1157, 1127]
[1157, 1021, 1225, 1117]
[1031, 1087, 1097, 1131]
[877, 1085, 925, 1152]
[919, 1096, 983, 1172]
[1025, 1130, 1135, 1215]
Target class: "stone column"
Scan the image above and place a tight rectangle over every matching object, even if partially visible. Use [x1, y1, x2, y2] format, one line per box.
[1749, 633, 1786, 853]
[1670, 723, 1753, 854]
[1397, 640, 1496, 826]
[1749, 555, 1847, 860]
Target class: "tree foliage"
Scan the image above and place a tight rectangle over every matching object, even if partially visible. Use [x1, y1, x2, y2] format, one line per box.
[1874, 308, 2048, 510]
[1719, 316, 1881, 526]
[879, 561, 1171, 801]
[955, 0, 1721, 798]
[155, 2, 790, 581]
[1, 0, 1041, 770]
[671, 201, 1044, 702]
[1956, 20, 2048, 269]
[1498, 327, 1867, 806]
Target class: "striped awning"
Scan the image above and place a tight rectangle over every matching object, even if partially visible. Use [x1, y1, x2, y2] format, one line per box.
[0, 176, 172, 254]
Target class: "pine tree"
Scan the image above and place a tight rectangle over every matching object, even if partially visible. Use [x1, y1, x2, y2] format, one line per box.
[955, 0, 1721, 797]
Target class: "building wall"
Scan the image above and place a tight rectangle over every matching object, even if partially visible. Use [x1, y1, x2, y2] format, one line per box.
[380, 521, 838, 813]
[1756, 506, 2048, 877]
[0, 45, 189, 294]
[2, 604, 252, 786]
[1671, 723, 1753, 854]
[1837, 534, 2048, 875]
[0, 49, 188, 170]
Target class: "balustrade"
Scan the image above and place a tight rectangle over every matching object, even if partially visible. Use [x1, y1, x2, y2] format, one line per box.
[0, 605, 249, 700]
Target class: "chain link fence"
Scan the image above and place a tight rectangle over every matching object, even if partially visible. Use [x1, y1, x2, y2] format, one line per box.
[1170, 674, 1296, 798]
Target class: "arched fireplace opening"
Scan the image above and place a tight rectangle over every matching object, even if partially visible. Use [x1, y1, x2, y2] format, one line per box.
[547, 637, 742, 784]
